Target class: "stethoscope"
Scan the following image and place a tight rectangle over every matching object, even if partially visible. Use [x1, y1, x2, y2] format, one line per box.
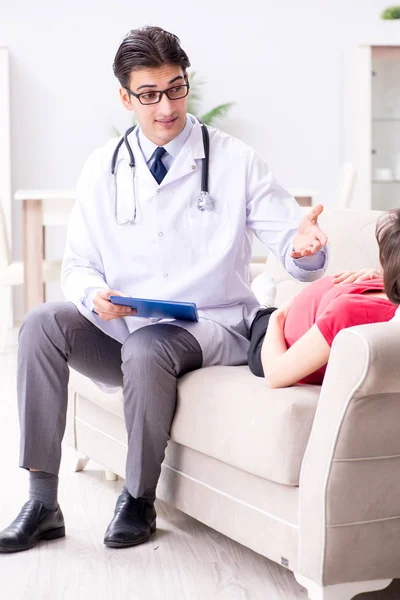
[110, 119, 214, 225]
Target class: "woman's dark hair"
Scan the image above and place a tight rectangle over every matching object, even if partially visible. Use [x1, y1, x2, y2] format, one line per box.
[376, 208, 400, 305]
[113, 26, 191, 88]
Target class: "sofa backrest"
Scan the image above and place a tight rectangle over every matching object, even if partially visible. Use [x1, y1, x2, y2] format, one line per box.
[265, 208, 383, 306]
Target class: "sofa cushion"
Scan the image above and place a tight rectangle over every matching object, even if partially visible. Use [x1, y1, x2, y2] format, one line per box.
[69, 365, 320, 486]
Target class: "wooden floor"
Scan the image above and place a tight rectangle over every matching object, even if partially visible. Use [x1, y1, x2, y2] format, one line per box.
[1, 329, 400, 600]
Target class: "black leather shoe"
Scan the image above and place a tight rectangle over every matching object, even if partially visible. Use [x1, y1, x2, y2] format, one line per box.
[0, 500, 65, 553]
[104, 492, 156, 548]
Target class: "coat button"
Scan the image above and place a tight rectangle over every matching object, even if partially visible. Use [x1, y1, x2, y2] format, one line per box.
[164, 273, 168, 278]
[158, 232, 163, 237]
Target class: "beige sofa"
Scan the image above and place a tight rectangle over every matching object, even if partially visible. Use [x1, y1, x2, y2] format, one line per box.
[66, 208, 400, 600]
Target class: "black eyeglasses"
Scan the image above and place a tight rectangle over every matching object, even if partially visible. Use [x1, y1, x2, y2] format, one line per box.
[125, 80, 190, 105]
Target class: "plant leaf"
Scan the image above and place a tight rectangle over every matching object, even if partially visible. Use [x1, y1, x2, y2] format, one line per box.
[111, 125, 121, 138]
[200, 103, 235, 125]
[187, 96, 200, 115]
[187, 71, 204, 111]
[381, 5, 400, 18]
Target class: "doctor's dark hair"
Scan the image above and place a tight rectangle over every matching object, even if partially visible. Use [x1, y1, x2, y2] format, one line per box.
[113, 26, 191, 88]
[376, 208, 400, 305]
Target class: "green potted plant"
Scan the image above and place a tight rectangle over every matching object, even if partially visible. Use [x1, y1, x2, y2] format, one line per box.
[381, 5, 400, 19]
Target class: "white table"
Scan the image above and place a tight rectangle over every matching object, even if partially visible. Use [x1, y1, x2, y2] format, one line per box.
[14, 188, 319, 312]
[14, 190, 75, 312]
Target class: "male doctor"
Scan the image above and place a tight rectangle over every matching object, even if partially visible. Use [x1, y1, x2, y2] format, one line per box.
[0, 26, 328, 552]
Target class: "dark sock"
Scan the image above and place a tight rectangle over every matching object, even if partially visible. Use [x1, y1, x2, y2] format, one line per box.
[29, 471, 59, 510]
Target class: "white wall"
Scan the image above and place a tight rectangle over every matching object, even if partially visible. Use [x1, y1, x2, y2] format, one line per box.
[0, 0, 397, 318]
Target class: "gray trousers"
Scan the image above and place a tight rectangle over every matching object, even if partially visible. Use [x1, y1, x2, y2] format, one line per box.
[18, 302, 203, 501]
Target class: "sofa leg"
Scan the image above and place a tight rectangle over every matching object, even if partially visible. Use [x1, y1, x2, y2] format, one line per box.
[73, 452, 90, 472]
[294, 574, 392, 600]
[105, 471, 118, 481]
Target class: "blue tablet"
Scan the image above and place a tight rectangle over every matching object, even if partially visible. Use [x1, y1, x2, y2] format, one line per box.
[109, 296, 199, 322]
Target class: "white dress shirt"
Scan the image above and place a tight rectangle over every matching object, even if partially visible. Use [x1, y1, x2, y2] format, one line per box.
[138, 116, 194, 172]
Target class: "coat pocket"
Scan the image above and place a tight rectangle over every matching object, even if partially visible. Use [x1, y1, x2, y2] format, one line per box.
[186, 193, 233, 255]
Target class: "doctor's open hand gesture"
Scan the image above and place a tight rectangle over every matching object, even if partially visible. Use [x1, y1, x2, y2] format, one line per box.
[291, 204, 328, 259]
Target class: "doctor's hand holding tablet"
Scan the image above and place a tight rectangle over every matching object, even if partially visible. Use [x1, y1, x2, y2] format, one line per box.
[94, 290, 199, 322]
[93, 289, 136, 320]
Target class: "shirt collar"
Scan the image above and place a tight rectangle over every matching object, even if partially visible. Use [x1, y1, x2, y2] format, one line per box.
[137, 115, 194, 163]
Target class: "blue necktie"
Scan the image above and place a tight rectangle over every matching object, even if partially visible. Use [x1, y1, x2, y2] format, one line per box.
[150, 147, 167, 184]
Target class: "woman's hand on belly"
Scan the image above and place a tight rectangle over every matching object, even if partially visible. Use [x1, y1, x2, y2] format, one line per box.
[332, 268, 381, 285]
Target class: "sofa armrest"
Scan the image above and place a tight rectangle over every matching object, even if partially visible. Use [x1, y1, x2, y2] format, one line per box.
[298, 321, 400, 585]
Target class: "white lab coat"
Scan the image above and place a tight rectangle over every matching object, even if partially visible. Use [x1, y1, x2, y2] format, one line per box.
[62, 117, 327, 379]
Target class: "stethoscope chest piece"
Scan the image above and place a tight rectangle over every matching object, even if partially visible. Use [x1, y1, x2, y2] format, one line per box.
[197, 192, 215, 212]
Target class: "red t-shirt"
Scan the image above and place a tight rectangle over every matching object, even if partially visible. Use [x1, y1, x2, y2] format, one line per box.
[283, 276, 397, 385]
